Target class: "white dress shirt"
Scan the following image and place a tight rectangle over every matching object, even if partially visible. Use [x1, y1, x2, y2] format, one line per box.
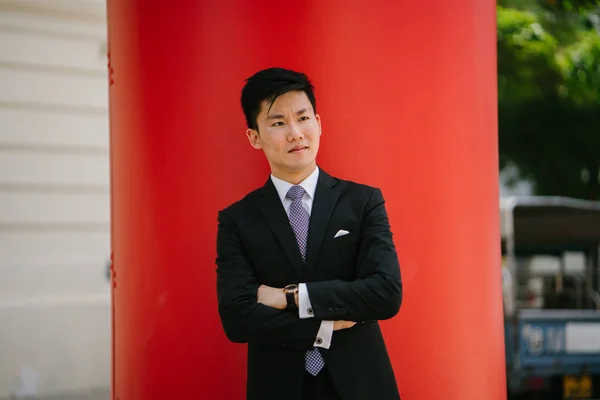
[270, 166, 334, 349]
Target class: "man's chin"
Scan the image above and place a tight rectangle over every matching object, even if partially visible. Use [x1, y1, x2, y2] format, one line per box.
[288, 161, 316, 171]
[271, 161, 316, 176]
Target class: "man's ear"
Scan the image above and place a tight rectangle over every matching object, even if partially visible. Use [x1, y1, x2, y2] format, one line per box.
[316, 113, 322, 136]
[246, 128, 261, 149]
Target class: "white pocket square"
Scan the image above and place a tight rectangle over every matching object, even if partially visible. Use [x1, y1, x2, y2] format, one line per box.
[334, 229, 350, 238]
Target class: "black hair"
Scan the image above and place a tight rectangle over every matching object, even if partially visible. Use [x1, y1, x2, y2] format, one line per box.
[240, 67, 316, 131]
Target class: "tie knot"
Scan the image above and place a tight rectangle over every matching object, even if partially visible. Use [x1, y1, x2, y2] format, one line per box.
[286, 185, 306, 201]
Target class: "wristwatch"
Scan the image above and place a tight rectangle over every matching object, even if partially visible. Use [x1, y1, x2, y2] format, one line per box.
[283, 284, 299, 310]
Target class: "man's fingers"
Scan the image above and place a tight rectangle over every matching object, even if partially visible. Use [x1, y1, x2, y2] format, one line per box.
[333, 320, 356, 331]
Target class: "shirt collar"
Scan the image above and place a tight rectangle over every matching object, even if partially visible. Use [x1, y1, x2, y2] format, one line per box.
[270, 166, 320, 203]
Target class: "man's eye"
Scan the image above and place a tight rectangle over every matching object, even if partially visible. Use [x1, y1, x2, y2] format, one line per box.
[299, 116, 309, 121]
[272, 121, 284, 127]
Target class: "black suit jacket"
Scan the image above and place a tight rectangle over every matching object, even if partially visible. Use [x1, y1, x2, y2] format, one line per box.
[216, 169, 402, 400]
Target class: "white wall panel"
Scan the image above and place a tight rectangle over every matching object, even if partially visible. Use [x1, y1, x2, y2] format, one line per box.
[0, 264, 110, 301]
[0, 68, 108, 110]
[0, 7, 106, 39]
[0, 108, 108, 149]
[0, 29, 105, 72]
[0, 230, 109, 267]
[0, 152, 110, 186]
[0, 192, 109, 224]
[0, 2, 111, 397]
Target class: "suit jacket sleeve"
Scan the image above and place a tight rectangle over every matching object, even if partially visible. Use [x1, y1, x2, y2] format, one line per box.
[216, 208, 321, 349]
[305, 187, 403, 322]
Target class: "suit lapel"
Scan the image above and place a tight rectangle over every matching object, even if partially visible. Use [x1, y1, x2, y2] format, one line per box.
[254, 178, 304, 278]
[305, 170, 343, 278]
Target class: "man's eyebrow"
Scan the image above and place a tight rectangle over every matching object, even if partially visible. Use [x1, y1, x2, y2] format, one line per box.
[266, 108, 313, 120]
[296, 108, 312, 115]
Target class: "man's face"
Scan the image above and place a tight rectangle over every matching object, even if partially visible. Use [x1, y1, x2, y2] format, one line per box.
[246, 90, 321, 180]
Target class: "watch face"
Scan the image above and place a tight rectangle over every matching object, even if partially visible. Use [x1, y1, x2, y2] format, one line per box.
[284, 284, 298, 293]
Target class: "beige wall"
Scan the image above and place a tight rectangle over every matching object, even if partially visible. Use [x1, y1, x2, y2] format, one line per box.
[0, 1, 111, 397]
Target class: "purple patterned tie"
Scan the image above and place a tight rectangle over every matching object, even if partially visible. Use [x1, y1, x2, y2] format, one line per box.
[286, 185, 325, 376]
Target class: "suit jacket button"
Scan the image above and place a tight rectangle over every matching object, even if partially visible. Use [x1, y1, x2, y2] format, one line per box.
[340, 308, 347, 315]
[327, 308, 333, 315]
[334, 308, 339, 315]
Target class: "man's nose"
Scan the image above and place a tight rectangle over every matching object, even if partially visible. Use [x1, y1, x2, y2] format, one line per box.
[288, 122, 303, 140]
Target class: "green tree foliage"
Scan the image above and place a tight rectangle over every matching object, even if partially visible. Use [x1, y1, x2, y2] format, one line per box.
[498, 0, 600, 199]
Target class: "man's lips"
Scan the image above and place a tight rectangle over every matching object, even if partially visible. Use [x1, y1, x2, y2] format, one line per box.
[288, 146, 308, 153]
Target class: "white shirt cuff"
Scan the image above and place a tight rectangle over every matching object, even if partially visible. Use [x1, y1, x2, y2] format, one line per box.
[298, 283, 314, 319]
[314, 320, 334, 349]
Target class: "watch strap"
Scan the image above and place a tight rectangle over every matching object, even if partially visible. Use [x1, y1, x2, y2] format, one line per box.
[285, 291, 297, 310]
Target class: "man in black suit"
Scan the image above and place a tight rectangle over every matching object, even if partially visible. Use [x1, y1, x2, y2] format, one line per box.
[216, 67, 402, 400]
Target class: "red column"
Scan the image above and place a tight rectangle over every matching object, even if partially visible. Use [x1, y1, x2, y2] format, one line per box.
[107, 1, 505, 399]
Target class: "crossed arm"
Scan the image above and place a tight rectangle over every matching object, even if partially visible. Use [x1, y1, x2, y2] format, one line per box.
[215, 188, 402, 350]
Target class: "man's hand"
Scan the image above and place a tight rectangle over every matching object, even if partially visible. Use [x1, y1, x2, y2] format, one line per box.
[257, 285, 356, 330]
[257, 285, 286, 310]
[333, 320, 356, 331]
